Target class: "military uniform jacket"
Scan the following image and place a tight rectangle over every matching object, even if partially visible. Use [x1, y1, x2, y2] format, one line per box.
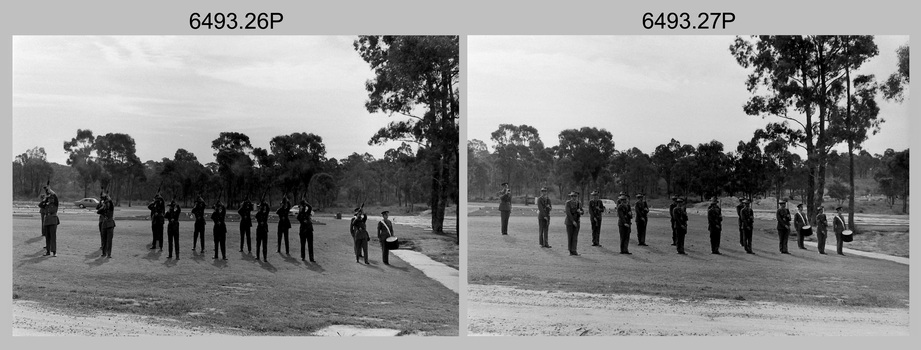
[537, 196, 552, 218]
[276, 202, 292, 230]
[736, 203, 744, 224]
[255, 204, 270, 225]
[793, 211, 806, 231]
[166, 206, 181, 229]
[96, 199, 116, 229]
[564, 200, 580, 226]
[351, 214, 369, 240]
[669, 202, 677, 223]
[815, 213, 828, 232]
[776, 208, 791, 230]
[707, 204, 722, 231]
[833, 215, 846, 234]
[212, 205, 226, 225]
[42, 195, 60, 226]
[148, 199, 165, 224]
[617, 202, 632, 227]
[377, 219, 394, 241]
[296, 204, 313, 232]
[191, 201, 206, 223]
[635, 201, 649, 222]
[673, 206, 688, 229]
[238, 201, 253, 229]
[740, 207, 754, 230]
[588, 199, 605, 218]
[498, 192, 511, 211]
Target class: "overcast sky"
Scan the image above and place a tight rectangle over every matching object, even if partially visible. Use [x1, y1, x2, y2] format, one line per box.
[468, 36, 909, 157]
[12, 36, 407, 165]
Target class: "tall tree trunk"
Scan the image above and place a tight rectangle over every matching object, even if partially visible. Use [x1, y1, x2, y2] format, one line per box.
[846, 64, 856, 229]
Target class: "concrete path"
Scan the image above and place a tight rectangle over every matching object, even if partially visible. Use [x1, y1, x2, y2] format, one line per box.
[803, 241, 909, 265]
[391, 250, 459, 293]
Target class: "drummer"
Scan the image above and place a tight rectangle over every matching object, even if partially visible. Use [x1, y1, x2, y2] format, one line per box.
[377, 210, 395, 265]
[793, 203, 809, 250]
[815, 206, 828, 255]
[833, 206, 847, 256]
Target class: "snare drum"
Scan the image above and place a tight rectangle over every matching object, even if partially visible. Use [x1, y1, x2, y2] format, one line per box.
[841, 230, 854, 242]
[800, 225, 813, 237]
[385, 236, 400, 250]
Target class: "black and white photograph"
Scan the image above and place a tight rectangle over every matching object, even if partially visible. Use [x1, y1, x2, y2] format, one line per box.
[466, 35, 909, 335]
[12, 35, 459, 336]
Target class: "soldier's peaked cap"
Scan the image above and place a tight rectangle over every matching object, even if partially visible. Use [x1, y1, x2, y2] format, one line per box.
[500, 182, 509, 186]
[671, 195, 678, 200]
[540, 187, 548, 191]
[676, 198, 685, 203]
[590, 190, 599, 195]
[568, 191, 578, 196]
[381, 210, 389, 215]
[636, 193, 644, 197]
[778, 199, 787, 204]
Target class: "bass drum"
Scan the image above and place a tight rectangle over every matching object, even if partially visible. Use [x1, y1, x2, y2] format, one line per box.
[841, 230, 854, 242]
[800, 225, 813, 237]
[385, 236, 400, 250]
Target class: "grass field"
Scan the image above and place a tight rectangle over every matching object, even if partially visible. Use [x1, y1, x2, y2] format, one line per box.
[13, 211, 458, 335]
[467, 207, 909, 309]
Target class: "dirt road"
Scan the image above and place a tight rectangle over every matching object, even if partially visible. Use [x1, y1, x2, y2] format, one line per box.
[468, 284, 909, 336]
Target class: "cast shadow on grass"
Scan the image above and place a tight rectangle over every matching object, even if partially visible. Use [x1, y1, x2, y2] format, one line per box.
[748, 248, 785, 262]
[25, 235, 45, 245]
[84, 249, 103, 260]
[163, 258, 179, 268]
[190, 251, 207, 263]
[86, 255, 111, 267]
[281, 254, 301, 266]
[143, 249, 164, 262]
[211, 258, 229, 268]
[258, 260, 277, 273]
[306, 261, 326, 273]
[385, 263, 409, 272]
[501, 235, 518, 244]
[15, 250, 52, 268]
[540, 246, 565, 257]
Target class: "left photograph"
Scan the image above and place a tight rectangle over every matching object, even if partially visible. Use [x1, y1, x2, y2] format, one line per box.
[12, 35, 459, 336]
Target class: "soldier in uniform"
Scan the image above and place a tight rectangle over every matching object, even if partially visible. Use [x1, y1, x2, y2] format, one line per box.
[707, 197, 723, 254]
[351, 207, 370, 264]
[38, 194, 47, 238]
[833, 206, 847, 256]
[740, 199, 755, 254]
[95, 194, 105, 251]
[191, 194, 206, 253]
[634, 194, 649, 246]
[564, 191, 582, 256]
[297, 199, 315, 262]
[673, 198, 688, 254]
[669, 195, 679, 246]
[793, 203, 809, 250]
[815, 206, 828, 255]
[776, 200, 792, 254]
[255, 198, 270, 262]
[165, 198, 181, 260]
[97, 190, 115, 258]
[537, 187, 552, 248]
[377, 210, 395, 265]
[238, 197, 253, 253]
[616, 192, 633, 254]
[588, 191, 605, 247]
[41, 185, 60, 257]
[148, 193, 165, 251]
[276, 196, 292, 255]
[736, 200, 745, 247]
[212, 199, 228, 260]
[498, 183, 511, 235]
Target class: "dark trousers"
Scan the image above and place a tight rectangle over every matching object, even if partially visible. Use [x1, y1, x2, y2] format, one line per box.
[636, 218, 647, 245]
[102, 227, 114, 257]
[538, 216, 549, 246]
[151, 222, 164, 249]
[817, 228, 827, 253]
[500, 210, 510, 234]
[193, 220, 206, 251]
[566, 222, 579, 254]
[240, 225, 251, 252]
[379, 239, 390, 264]
[299, 230, 314, 261]
[98, 222, 105, 249]
[671, 220, 677, 245]
[213, 225, 226, 259]
[835, 232, 844, 254]
[778, 228, 790, 253]
[710, 228, 721, 253]
[739, 222, 745, 246]
[797, 229, 807, 248]
[277, 228, 289, 254]
[354, 238, 369, 263]
[590, 216, 602, 245]
[676, 226, 687, 253]
[742, 227, 753, 253]
[619, 224, 631, 253]
[41, 217, 47, 237]
[256, 224, 268, 260]
[167, 223, 179, 257]
[44, 225, 57, 254]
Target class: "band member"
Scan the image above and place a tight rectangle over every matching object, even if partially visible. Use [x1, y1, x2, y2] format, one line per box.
[776, 200, 792, 254]
[38, 194, 47, 239]
[377, 210, 394, 265]
[95, 195, 105, 251]
[351, 207, 370, 264]
[673, 198, 688, 254]
[736, 200, 745, 247]
[41, 185, 60, 257]
[707, 197, 722, 254]
[793, 203, 809, 250]
[165, 199, 181, 260]
[537, 187, 552, 248]
[669, 195, 679, 246]
[297, 199, 315, 262]
[191, 194, 206, 253]
[815, 206, 828, 255]
[564, 191, 582, 256]
[276, 196, 292, 255]
[740, 199, 755, 254]
[498, 183, 511, 235]
[588, 191, 605, 247]
[635, 194, 649, 246]
[97, 190, 115, 258]
[238, 197, 253, 253]
[148, 193, 165, 251]
[255, 199, 270, 262]
[617, 192, 633, 254]
[212, 199, 227, 260]
[833, 206, 847, 256]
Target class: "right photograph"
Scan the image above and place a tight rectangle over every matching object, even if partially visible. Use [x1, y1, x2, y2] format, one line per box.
[466, 35, 909, 336]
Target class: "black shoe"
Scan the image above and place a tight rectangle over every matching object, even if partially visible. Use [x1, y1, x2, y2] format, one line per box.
[677, 251, 686, 255]
[639, 243, 648, 246]
[101, 254, 106, 258]
[223, 257, 227, 260]
[671, 243, 676, 246]
[213, 256, 218, 259]
[263, 258, 268, 262]
[167, 255, 173, 259]
[502, 233, 508, 235]
[149, 246, 156, 250]
[712, 251, 721, 255]
[365, 260, 369, 264]
[43, 252, 50, 256]
[310, 260, 316, 263]
[176, 257, 179, 260]
[838, 252, 845, 256]
[781, 251, 790, 254]
[569, 252, 579, 256]
[384, 262, 389, 265]
[819, 252, 827, 255]
[105, 255, 110, 258]
[239, 249, 243, 252]
[800, 247, 808, 250]
[620, 251, 632, 255]
[545, 245, 552, 248]
[200, 249, 204, 253]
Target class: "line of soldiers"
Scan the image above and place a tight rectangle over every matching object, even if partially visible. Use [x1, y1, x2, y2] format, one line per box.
[509, 185, 851, 256]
